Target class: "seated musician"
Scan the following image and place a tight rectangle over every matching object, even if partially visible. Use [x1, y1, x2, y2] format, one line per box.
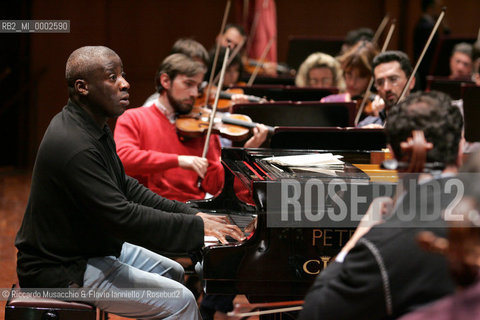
[217, 23, 278, 77]
[321, 41, 378, 115]
[217, 23, 247, 53]
[398, 151, 480, 319]
[358, 50, 416, 127]
[206, 45, 269, 148]
[300, 91, 463, 320]
[206, 45, 245, 89]
[15, 46, 244, 320]
[115, 53, 224, 202]
[340, 27, 374, 55]
[449, 42, 474, 80]
[144, 37, 210, 107]
[295, 52, 346, 90]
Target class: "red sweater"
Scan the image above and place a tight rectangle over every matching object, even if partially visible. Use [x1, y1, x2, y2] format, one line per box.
[114, 105, 224, 202]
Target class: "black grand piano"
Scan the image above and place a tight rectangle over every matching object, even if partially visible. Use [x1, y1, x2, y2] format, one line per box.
[190, 145, 396, 303]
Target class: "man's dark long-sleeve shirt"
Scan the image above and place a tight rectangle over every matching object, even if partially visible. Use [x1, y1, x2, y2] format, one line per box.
[15, 100, 204, 288]
[299, 177, 457, 320]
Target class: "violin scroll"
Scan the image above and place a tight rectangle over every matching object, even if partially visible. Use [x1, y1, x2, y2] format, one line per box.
[381, 130, 445, 173]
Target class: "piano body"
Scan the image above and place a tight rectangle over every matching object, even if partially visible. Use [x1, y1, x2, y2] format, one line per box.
[190, 147, 396, 303]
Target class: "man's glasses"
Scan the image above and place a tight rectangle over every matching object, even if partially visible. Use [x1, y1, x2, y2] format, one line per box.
[375, 75, 401, 88]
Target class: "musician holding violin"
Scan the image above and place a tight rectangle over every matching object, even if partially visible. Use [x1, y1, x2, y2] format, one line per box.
[321, 40, 379, 118]
[143, 38, 210, 108]
[358, 50, 416, 127]
[217, 23, 246, 53]
[114, 53, 224, 202]
[203, 45, 270, 148]
[217, 23, 279, 77]
[295, 52, 346, 90]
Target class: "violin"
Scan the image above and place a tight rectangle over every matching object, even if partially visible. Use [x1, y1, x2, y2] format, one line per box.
[354, 19, 396, 125]
[195, 86, 264, 111]
[176, 106, 273, 141]
[244, 59, 294, 77]
[354, 93, 383, 116]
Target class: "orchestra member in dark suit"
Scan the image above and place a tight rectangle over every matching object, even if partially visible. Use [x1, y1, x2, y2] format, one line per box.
[399, 151, 480, 320]
[358, 50, 415, 127]
[413, 0, 450, 89]
[217, 23, 247, 52]
[300, 91, 463, 320]
[15, 46, 244, 320]
[449, 42, 474, 80]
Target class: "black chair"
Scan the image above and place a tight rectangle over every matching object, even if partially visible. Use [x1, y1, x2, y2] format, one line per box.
[270, 127, 386, 150]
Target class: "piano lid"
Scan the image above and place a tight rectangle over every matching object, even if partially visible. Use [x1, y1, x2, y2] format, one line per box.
[222, 147, 371, 185]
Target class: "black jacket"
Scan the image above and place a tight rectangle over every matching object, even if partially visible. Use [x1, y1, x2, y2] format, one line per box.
[300, 177, 458, 319]
[16, 100, 204, 288]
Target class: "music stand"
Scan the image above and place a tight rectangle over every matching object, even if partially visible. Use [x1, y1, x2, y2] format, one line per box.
[426, 76, 474, 100]
[270, 127, 386, 150]
[232, 101, 356, 128]
[238, 74, 296, 86]
[234, 85, 338, 101]
[461, 83, 480, 141]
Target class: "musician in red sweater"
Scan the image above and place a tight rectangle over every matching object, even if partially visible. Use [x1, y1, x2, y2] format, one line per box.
[114, 53, 223, 202]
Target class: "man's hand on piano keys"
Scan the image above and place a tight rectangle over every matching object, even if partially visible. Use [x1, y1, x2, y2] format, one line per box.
[196, 212, 229, 224]
[244, 216, 257, 234]
[196, 212, 246, 244]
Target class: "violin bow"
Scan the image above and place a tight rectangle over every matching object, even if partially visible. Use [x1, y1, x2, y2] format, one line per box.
[213, 36, 246, 86]
[371, 14, 390, 46]
[354, 19, 396, 126]
[200, 46, 231, 160]
[204, 0, 232, 109]
[229, 306, 303, 318]
[227, 300, 304, 318]
[378, 7, 447, 128]
[247, 36, 275, 86]
[398, 7, 446, 102]
[246, 5, 261, 55]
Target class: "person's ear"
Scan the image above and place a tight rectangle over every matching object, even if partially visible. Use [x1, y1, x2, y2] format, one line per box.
[387, 144, 397, 160]
[75, 79, 88, 96]
[160, 73, 171, 91]
[457, 136, 465, 167]
[409, 76, 416, 91]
